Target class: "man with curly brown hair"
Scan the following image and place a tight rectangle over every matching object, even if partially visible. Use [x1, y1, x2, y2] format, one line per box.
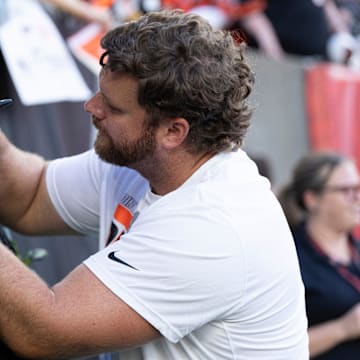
[0, 10, 308, 359]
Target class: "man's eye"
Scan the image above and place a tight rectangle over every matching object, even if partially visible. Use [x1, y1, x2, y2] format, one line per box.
[100, 94, 122, 113]
[109, 105, 123, 114]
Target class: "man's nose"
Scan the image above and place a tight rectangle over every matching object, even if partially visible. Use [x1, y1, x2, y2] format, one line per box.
[84, 93, 105, 119]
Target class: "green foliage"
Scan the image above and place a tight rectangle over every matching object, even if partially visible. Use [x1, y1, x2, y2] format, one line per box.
[0, 227, 48, 266]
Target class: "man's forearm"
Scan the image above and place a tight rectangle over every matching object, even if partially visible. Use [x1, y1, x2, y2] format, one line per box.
[0, 241, 159, 359]
[0, 243, 56, 359]
[0, 133, 47, 231]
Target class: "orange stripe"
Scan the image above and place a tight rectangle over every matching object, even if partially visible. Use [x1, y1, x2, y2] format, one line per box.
[114, 204, 133, 231]
[91, 0, 114, 7]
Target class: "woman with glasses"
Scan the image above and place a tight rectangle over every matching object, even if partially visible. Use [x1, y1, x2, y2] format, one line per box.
[278, 150, 360, 359]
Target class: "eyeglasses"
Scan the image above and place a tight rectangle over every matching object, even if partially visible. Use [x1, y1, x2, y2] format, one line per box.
[322, 184, 360, 198]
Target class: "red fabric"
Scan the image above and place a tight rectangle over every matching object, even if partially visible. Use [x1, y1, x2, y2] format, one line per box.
[305, 62, 360, 237]
[306, 63, 360, 170]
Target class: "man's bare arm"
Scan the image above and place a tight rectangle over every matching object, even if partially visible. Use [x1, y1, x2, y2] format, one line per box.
[0, 130, 74, 235]
[0, 244, 159, 359]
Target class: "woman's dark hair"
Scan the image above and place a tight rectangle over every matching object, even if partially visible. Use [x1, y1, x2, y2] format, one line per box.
[277, 151, 350, 229]
[100, 9, 254, 154]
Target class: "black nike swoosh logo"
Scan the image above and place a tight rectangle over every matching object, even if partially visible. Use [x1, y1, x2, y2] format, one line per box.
[108, 251, 138, 270]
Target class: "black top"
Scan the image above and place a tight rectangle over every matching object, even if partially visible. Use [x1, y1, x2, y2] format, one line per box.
[294, 222, 360, 359]
[265, 0, 331, 57]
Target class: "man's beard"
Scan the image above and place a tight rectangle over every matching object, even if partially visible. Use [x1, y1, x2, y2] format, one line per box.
[94, 125, 156, 167]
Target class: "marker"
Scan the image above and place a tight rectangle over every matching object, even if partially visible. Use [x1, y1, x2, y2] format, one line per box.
[0, 99, 13, 109]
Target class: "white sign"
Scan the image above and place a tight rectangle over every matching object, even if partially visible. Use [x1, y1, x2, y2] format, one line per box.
[0, 0, 91, 106]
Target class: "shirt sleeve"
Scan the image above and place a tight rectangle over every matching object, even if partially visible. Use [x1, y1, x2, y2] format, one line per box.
[46, 149, 105, 234]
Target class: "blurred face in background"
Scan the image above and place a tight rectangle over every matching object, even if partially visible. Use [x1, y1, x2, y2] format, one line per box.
[309, 161, 360, 233]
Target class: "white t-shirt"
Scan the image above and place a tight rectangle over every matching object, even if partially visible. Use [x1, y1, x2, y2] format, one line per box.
[46, 149, 309, 359]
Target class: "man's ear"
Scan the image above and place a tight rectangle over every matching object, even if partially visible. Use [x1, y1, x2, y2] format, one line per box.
[159, 117, 190, 149]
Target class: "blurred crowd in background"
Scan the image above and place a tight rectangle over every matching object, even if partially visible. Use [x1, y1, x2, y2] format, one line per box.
[40, 0, 360, 64]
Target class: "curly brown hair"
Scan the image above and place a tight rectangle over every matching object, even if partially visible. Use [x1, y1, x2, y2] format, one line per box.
[100, 9, 254, 154]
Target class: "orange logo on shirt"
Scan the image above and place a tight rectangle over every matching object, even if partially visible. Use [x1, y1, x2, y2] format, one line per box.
[106, 204, 134, 246]
[114, 204, 133, 231]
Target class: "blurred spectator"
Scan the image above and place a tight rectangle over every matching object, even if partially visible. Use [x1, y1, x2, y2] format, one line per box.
[336, 0, 360, 36]
[160, 0, 284, 60]
[41, 0, 114, 29]
[278, 151, 360, 358]
[265, 0, 355, 62]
